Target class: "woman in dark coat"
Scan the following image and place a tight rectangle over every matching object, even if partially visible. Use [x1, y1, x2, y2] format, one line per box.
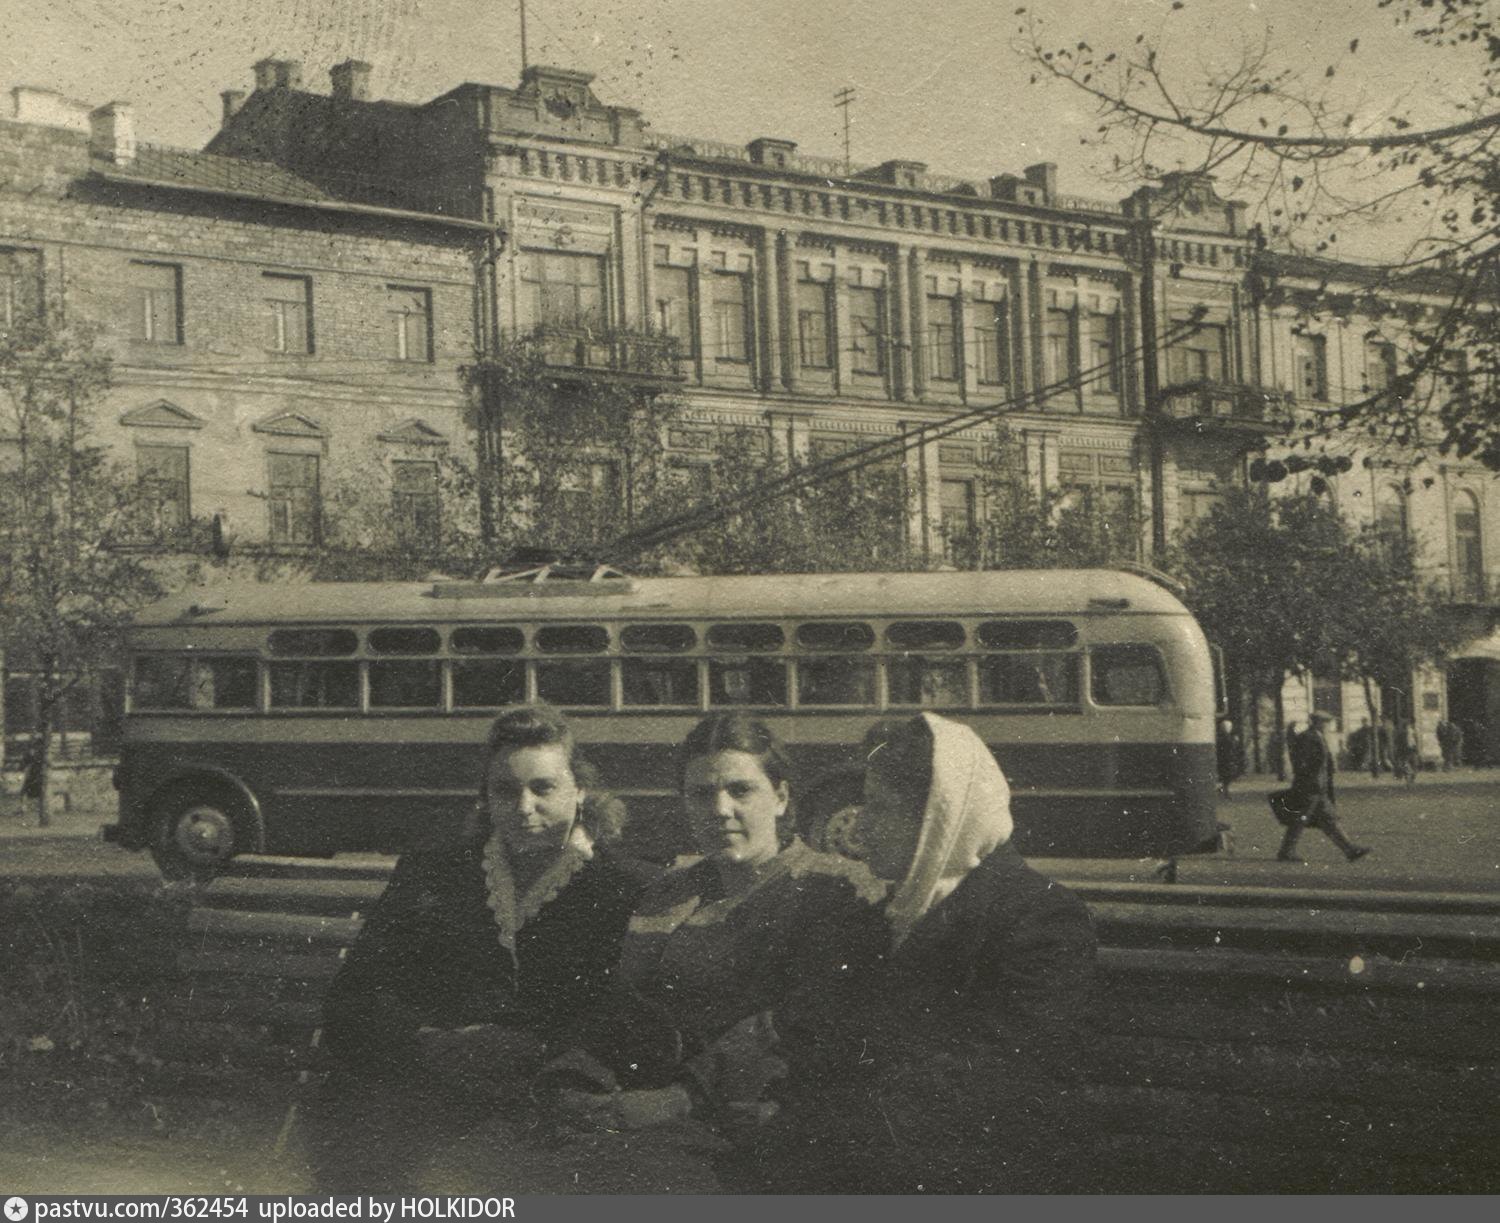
[749, 712, 1098, 1193]
[308, 703, 651, 1191]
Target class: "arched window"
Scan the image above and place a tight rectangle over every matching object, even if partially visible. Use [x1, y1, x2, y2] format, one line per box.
[1376, 483, 1408, 543]
[1453, 490, 1484, 600]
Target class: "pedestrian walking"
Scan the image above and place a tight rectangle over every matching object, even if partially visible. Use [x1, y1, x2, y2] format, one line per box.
[1435, 720, 1456, 771]
[1215, 718, 1245, 797]
[1273, 711, 1370, 864]
[1375, 719, 1393, 776]
[1393, 719, 1419, 784]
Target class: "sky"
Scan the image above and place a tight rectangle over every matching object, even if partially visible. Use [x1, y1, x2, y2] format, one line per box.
[1, 0, 1481, 254]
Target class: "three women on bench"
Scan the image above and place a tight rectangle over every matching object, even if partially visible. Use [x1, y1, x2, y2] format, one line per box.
[317, 704, 1095, 1192]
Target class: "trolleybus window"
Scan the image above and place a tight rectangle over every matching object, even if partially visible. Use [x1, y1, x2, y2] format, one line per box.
[621, 624, 697, 652]
[706, 622, 788, 708]
[978, 653, 1079, 706]
[707, 623, 784, 652]
[536, 625, 610, 653]
[451, 627, 525, 654]
[270, 658, 359, 709]
[133, 655, 258, 710]
[976, 620, 1078, 649]
[451, 625, 526, 708]
[1090, 644, 1168, 706]
[885, 619, 968, 708]
[367, 626, 441, 709]
[269, 628, 358, 656]
[535, 623, 611, 707]
[795, 620, 876, 706]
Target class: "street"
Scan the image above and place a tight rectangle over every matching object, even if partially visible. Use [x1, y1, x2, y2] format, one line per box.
[4, 771, 1498, 892]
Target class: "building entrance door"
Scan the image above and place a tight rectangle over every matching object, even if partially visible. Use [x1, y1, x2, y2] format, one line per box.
[1446, 658, 1498, 765]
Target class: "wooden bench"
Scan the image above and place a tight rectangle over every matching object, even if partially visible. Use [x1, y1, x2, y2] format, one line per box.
[153, 862, 1500, 1193]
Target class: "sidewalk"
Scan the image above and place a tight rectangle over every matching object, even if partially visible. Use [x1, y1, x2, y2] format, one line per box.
[0, 797, 113, 840]
[1233, 765, 1499, 791]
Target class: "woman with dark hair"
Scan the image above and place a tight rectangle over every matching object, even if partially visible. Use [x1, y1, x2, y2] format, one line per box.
[547, 713, 888, 1133]
[310, 703, 652, 1190]
[756, 712, 1097, 1193]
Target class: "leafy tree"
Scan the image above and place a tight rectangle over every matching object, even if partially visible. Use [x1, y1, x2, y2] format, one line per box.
[945, 429, 1144, 570]
[1168, 485, 1458, 772]
[677, 429, 917, 575]
[1019, 0, 1500, 465]
[463, 331, 688, 565]
[0, 312, 162, 824]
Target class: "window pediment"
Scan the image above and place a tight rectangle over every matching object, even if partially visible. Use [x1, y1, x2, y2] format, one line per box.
[252, 410, 327, 439]
[376, 418, 448, 446]
[119, 399, 204, 430]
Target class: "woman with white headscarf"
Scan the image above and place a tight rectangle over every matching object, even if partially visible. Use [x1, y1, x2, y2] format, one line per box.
[743, 712, 1096, 1194]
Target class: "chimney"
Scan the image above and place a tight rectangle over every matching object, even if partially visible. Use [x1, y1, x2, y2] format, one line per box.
[330, 60, 372, 101]
[221, 89, 246, 125]
[253, 58, 303, 91]
[747, 137, 797, 169]
[89, 102, 136, 164]
[1023, 162, 1057, 203]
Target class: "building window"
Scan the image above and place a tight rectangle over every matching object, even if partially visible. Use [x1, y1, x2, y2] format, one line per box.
[1312, 671, 1344, 721]
[135, 445, 189, 538]
[387, 286, 432, 362]
[976, 301, 1010, 388]
[927, 295, 960, 381]
[848, 286, 886, 374]
[1294, 333, 1328, 401]
[523, 251, 606, 329]
[1180, 489, 1223, 529]
[796, 279, 832, 369]
[268, 452, 320, 546]
[1044, 307, 1078, 388]
[1089, 312, 1121, 395]
[1, 247, 40, 329]
[712, 272, 751, 362]
[1376, 483, 1408, 544]
[1454, 490, 1484, 601]
[264, 274, 312, 354]
[559, 459, 621, 526]
[653, 260, 695, 357]
[392, 460, 440, 550]
[130, 262, 182, 345]
[939, 477, 976, 551]
[1167, 322, 1227, 384]
[1366, 341, 1398, 395]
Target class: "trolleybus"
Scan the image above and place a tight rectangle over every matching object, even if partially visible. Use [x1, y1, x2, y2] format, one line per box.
[106, 567, 1221, 877]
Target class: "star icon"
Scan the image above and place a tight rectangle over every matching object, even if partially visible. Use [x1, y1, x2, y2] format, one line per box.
[5, 1198, 29, 1221]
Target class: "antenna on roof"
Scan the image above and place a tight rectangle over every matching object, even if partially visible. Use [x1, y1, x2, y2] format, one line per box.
[519, 0, 530, 73]
[834, 86, 856, 174]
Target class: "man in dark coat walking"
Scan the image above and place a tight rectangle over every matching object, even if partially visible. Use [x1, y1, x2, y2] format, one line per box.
[1278, 711, 1370, 863]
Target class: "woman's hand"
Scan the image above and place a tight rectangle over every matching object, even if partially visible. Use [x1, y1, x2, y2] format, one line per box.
[695, 1010, 788, 1107]
[415, 1024, 547, 1098]
[550, 1084, 694, 1131]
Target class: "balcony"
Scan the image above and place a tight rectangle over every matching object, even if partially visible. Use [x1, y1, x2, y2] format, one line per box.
[1153, 381, 1294, 435]
[533, 326, 685, 388]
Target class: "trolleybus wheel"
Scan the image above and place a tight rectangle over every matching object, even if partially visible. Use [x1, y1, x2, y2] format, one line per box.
[150, 788, 242, 881]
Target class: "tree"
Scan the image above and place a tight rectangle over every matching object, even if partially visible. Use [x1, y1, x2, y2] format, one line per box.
[944, 428, 1145, 570]
[1168, 485, 1458, 772]
[1018, 0, 1500, 465]
[0, 311, 163, 824]
[463, 330, 688, 566]
[678, 429, 917, 575]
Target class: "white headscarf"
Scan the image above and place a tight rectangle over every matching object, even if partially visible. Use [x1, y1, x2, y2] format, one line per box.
[882, 713, 1014, 949]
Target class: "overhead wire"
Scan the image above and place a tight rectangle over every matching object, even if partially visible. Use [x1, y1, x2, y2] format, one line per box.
[605, 312, 1215, 558]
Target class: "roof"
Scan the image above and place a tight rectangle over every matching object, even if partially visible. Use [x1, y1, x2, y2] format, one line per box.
[130, 569, 1193, 629]
[90, 142, 493, 232]
[101, 142, 335, 201]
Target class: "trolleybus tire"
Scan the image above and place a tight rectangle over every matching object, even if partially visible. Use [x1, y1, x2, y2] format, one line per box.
[149, 784, 244, 881]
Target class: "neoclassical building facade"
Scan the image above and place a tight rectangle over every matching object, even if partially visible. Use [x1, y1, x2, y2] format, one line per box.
[4, 57, 1499, 763]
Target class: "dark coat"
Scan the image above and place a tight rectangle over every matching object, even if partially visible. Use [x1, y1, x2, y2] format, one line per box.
[320, 838, 649, 1073]
[756, 842, 1098, 1193]
[1289, 726, 1337, 806]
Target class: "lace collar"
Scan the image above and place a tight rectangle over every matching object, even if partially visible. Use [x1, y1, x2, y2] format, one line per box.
[481, 822, 595, 955]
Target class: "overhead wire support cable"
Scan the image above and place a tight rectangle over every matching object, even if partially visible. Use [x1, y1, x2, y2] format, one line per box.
[605, 311, 1213, 559]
